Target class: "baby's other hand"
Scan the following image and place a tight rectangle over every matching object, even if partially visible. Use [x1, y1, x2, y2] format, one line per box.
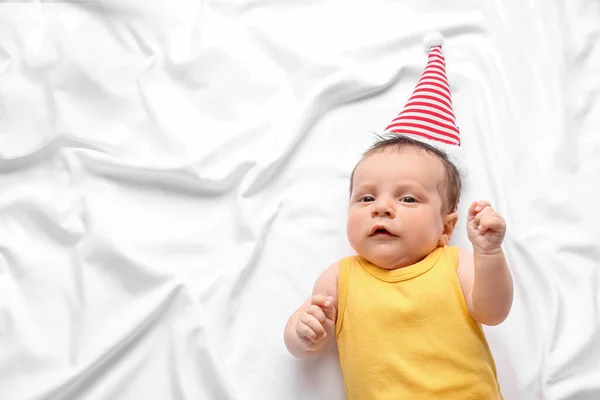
[295, 295, 336, 351]
[467, 200, 506, 254]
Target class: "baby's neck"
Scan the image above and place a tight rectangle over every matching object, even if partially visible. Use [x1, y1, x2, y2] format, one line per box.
[367, 252, 431, 270]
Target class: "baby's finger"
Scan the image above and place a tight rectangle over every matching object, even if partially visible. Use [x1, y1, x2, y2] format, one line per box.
[297, 323, 318, 342]
[467, 201, 478, 221]
[311, 295, 329, 307]
[312, 295, 336, 321]
[298, 314, 327, 342]
[470, 200, 492, 216]
[321, 297, 337, 321]
[475, 200, 492, 209]
[306, 304, 327, 325]
[479, 214, 506, 234]
[472, 208, 485, 228]
[473, 206, 494, 228]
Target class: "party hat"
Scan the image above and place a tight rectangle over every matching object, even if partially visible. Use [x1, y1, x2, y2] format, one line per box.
[384, 32, 460, 146]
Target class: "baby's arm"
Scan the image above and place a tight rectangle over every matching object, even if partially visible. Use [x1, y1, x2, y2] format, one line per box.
[456, 200, 514, 326]
[284, 262, 339, 358]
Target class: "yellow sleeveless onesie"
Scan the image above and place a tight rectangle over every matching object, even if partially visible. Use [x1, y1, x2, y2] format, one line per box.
[336, 246, 503, 399]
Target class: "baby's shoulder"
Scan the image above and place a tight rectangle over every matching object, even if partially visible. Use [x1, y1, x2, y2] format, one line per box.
[443, 245, 461, 262]
[337, 255, 359, 266]
[312, 261, 340, 297]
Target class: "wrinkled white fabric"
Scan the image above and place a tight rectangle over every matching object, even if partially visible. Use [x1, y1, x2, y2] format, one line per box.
[1, 1, 599, 399]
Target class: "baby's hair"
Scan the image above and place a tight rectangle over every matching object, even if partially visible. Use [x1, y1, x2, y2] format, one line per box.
[349, 134, 461, 214]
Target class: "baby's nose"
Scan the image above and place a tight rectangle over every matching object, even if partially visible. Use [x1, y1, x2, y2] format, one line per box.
[371, 200, 395, 217]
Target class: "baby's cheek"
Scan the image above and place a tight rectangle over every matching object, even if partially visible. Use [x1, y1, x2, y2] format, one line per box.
[346, 213, 362, 250]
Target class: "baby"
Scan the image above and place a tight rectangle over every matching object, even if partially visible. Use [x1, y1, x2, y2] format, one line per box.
[284, 135, 513, 399]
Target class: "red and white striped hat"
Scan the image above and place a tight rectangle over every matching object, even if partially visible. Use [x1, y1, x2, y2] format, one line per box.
[384, 32, 460, 147]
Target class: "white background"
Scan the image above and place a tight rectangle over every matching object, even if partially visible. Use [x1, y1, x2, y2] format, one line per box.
[1, 1, 599, 399]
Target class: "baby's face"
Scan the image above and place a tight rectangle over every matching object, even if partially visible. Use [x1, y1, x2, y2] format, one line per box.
[347, 148, 453, 269]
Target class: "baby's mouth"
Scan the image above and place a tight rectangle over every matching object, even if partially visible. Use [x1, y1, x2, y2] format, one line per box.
[370, 226, 396, 237]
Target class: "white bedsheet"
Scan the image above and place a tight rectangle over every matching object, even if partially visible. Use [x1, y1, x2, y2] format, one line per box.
[1, 1, 599, 399]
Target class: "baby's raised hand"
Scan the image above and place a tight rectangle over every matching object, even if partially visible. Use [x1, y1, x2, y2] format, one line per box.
[467, 200, 506, 254]
[295, 295, 336, 351]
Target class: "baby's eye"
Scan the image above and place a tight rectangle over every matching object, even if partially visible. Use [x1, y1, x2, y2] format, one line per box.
[360, 196, 375, 203]
[399, 197, 416, 203]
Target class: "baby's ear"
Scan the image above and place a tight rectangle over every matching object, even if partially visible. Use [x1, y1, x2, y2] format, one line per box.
[439, 212, 458, 246]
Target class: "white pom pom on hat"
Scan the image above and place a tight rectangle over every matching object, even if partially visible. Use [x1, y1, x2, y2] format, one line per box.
[423, 31, 445, 52]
